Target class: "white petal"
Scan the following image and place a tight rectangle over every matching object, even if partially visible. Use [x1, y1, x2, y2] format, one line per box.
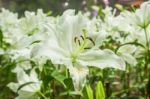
[78, 49, 125, 70]
[17, 69, 31, 84]
[7, 83, 19, 92]
[121, 54, 137, 65]
[16, 90, 39, 99]
[57, 10, 86, 52]
[31, 39, 72, 67]
[69, 66, 89, 91]
[118, 45, 136, 54]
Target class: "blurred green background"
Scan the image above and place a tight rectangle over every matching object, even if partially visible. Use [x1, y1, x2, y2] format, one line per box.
[0, 0, 148, 16]
[0, 0, 119, 16]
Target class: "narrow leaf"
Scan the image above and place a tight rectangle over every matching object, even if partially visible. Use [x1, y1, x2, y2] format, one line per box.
[96, 81, 105, 99]
[83, 85, 93, 99]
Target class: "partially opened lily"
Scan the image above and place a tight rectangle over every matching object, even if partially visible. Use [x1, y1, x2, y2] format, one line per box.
[32, 10, 125, 90]
[133, 1, 150, 28]
[7, 68, 42, 99]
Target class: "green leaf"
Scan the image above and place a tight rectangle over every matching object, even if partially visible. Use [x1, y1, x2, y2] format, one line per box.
[96, 81, 105, 99]
[64, 78, 74, 90]
[51, 70, 66, 88]
[17, 82, 35, 92]
[83, 85, 93, 99]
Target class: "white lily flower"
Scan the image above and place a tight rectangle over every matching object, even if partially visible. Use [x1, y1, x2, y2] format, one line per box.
[0, 9, 20, 46]
[133, 1, 150, 28]
[2, 9, 54, 70]
[0, 8, 18, 31]
[7, 68, 41, 99]
[19, 9, 45, 36]
[117, 45, 137, 65]
[32, 9, 125, 90]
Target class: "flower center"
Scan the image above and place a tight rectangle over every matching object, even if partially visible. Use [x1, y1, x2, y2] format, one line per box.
[71, 30, 95, 63]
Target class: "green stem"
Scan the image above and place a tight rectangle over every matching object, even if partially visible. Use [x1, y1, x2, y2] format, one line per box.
[126, 65, 130, 96]
[38, 91, 48, 99]
[52, 80, 55, 99]
[144, 28, 150, 53]
[66, 68, 70, 78]
[66, 68, 70, 99]
[143, 28, 149, 79]
[143, 27, 150, 99]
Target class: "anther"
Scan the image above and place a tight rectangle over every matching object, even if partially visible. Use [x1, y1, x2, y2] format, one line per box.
[78, 39, 81, 45]
[74, 36, 81, 46]
[80, 35, 84, 40]
[74, 37, 78, 43]
[84, 47, 91, 49]
[86, 37, 95, 46]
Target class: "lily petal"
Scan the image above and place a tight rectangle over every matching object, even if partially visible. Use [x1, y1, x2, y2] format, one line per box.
[31, 39, 72, 67]
[78, 49, 125, 70]
[69, 66, 89, 91]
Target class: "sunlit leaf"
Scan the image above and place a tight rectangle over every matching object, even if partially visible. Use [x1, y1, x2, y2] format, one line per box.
[82, 85, 93, 99]
[96, 81, 105, 99]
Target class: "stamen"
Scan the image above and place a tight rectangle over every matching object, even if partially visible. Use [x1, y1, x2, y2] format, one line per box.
[86, 37, 95, 46]
[78, 39, 81, 45]
[80, 35, 84, 40]
[74, 36, 81, 46]
[84, 47, 91, 49]
[74, 37, 78, 43]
